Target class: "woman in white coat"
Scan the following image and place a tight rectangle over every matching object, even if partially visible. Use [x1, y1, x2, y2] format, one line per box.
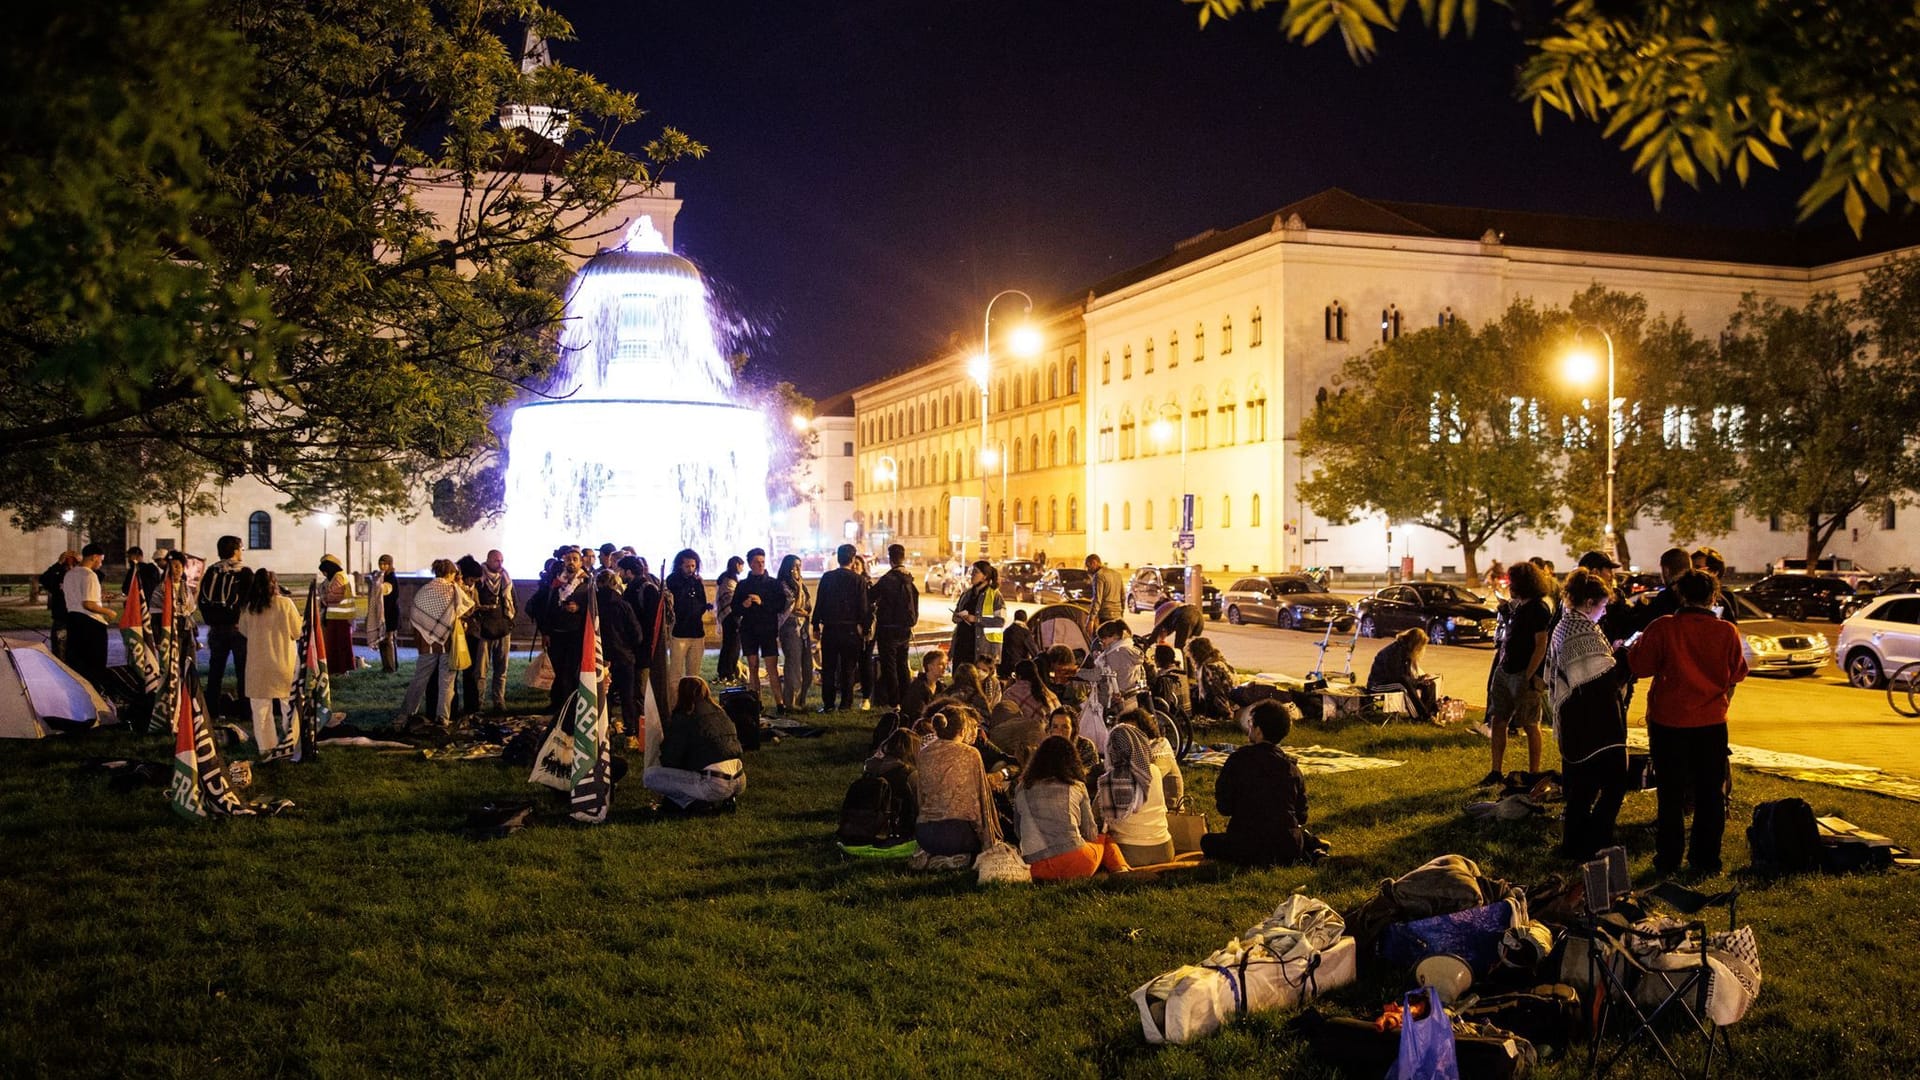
[237, 569, 304, 761]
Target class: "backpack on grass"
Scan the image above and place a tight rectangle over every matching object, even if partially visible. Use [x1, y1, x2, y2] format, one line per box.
[1747, 798, 1819, 874]
[837, 770, 915, 848]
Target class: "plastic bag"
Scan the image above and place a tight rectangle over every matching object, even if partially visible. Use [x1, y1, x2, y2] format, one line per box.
[525, 650, 554, 691]
[1388, 986, 1460, 1080]
[974, 840, 1031, 885]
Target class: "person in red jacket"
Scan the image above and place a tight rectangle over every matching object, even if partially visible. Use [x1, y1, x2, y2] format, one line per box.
[1627, 569, 1749, 877]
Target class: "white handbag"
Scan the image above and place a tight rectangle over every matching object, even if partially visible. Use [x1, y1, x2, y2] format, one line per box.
[973, 841, 1031, 885]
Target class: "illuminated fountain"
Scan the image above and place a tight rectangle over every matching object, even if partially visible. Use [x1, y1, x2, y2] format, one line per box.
[502, 217, 771, 571]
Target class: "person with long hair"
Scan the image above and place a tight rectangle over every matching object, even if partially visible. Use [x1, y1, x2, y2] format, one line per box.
[317, 553, 356, 675]
[663, 549, 709, 682]
[1014, 736, 1129, 880]
[913, 704, 1002, 863]
[1186, 637, 1238, 724]
[1367, 627, 1439, 720]
[643, 676, 746, 811]
[1483, 560, 1551, 784]
[237, 569, 303, 760]
[776, 553, 815, 712]
[949, 560, 1004, 666]
[1548, 569, 1634, 860]
[988, 658, 1059, 766]
[1097, 722, 1175, 867]
[1045, 705, 1102, 788]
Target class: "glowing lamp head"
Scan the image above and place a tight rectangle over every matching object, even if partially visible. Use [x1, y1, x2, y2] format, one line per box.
[980, 447, 1000, 469]
[314, 512, 335, 529]
[874, 463, 895, 485]
[1007, 323, 1043, 358]
[968, 353, 990, 388]
[1563, 347, 1601, 387]
[790, 414, 812, 433]
[60, 509, 75, 525]
[1150, 417, 1174, 445]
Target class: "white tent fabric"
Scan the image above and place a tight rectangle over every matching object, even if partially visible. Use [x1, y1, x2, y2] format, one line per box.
[0, 641, 116, 738]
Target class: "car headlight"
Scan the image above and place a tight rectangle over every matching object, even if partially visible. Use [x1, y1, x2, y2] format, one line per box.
[1446, 617, 1457, 628]
[1817, 633, 1830, 648]
[1745, 635, 1772, 650]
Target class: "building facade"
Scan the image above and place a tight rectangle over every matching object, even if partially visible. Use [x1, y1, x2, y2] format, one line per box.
[851, 302, 1088, 566]
[781, 392, 858, 557]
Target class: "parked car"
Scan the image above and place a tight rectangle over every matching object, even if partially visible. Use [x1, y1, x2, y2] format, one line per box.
[1127, 566, 1222, 620]
[1724, 590, 1832, 677]
[1355, 583, 1499, 645]
[1835, 593, 1920, 689]
[1770, 555, 1878, 590]
[1621, 572, 1665, 596]
[1032, 567, 1092, 606]
[1745, 573, 1866, 622]
[1866, 571, 1919, 596]
[1220, 575, 1355, 630]
[924, 561, 962, 598]
[997, 559, 1045, 602]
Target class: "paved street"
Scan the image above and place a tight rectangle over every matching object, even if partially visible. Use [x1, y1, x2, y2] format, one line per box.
[1111, 609, 1920, 779]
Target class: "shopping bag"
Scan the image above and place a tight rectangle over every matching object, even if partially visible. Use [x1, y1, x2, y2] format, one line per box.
[525, 649, 554, 691]
[1388, 986, 1461, 1080]
[974, 840, 1031, 885]
[452, 629, 472, 672]
[1168, 802, 1210, 855]
[527, 719, 573, 791]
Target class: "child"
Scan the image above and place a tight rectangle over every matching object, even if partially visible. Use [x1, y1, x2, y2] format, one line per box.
[1199, 700, 1324, 865]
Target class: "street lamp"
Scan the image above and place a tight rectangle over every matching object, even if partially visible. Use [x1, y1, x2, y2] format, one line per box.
[790, 413, 812, 433]
[974, 289, 1041, 565]
[1564, 326, 1617, 561]
[314, 511, 336, 562]
[1149, 405, 1196, 611]
[874, 455, 898, 548]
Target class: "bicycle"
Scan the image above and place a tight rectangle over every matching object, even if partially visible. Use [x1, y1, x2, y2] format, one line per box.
[1889, 661, 1920, 719]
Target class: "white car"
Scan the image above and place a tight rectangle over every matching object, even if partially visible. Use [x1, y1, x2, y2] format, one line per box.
[1836, 594, 1920, 689]
[1770, 555, 1878, 590]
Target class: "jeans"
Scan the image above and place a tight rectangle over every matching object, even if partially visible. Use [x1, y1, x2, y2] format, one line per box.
[1561, 749, 1629, 860]
[608, 659, 639, 735]
[206, 623, 247, 700]
[1649, 722, 1730, 872]
[717, 615, 742, 682]
[402, 647, 457, 723]
[874, 627, 912, 708]
[643, 760, 745, 808]
[818, 625, 863, 709]
[668, 636, 705, 682]
[778, 618, 813, 708]
[476, 635, 510, 710]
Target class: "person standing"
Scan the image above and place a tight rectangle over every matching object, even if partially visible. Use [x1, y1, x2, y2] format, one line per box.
[542, 548, 591, 712]
[61, 544, 116, 690]
[316, 554, 356, 675]
[237, 569, 303, 761]
[714, 555, 745, 684]
[123, 546, 161, 608]
[595, 570, 645, 739]
[812, 544, 871, 713]
[399, 559, 471, 728]
[1482, 560, 1551, 785]
[1084, 554, 1124, 634]
[663, 549, 709, 682]
[870, 544, 920, 709]
[39, 551, 79, 659]
[731, 548, 787, 709]
[472, 550, 516, 712]
[199, 535, 249, 702]
[950, 561, 1005, 667]
[618, 555, 665, 711]
[1628, 569, 1749, 877]
[454, 556, 486, 719]
[365, 555, 402, 672]
[776, 554, 815, 713]
[1548, 569, 1634, 860]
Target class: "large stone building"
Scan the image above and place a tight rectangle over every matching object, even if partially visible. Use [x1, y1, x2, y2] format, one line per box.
[781, 392, 858, 557]
[859, 189, 1919, 578]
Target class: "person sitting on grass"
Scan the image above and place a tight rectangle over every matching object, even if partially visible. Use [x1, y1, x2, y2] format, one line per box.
[1125, 705, 1184, 809]
[643, 677, 745, 812]
[914, 705, 1003, 865]
[1045, 705, 1103, 789]
[1186, 637, 1239, 724]
[1097, 723, 1175, 867]
[1367, 627, 1439, 721]
[1199, 700, 1319, 866]
[946, 661, 993, 718]
[1039, 644, 1089, 709]
[1014, 736, 1130, 880]
[899, 649, 949, 723]
[990, 659, 1059, 766]
[1147, 645, 1192, 728]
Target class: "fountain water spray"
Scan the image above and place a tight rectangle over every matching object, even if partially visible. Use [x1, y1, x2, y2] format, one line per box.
[502, 217, 771, 571]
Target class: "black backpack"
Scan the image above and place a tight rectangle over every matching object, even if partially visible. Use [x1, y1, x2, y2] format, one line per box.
[837, 770, 913, 847]
[718, 686, 763, 752]
[1748, 797, 1820, 874]
[868, 710, 904, 751]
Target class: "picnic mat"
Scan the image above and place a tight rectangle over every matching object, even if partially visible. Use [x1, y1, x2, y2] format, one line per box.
[1626, 728, 1920, 804]
[1183, 743, 1404, 775]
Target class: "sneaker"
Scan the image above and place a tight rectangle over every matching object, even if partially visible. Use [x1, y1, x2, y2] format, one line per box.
[1475, 770, 1505, 787]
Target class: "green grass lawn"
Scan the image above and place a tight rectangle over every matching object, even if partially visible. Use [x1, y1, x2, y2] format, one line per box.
[3, 662, 1918, 1078]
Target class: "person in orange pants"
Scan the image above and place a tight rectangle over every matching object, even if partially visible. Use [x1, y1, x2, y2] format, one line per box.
[1014, 736, 1131, 880]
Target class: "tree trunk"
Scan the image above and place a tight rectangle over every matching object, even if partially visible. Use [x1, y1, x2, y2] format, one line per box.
[1459, 540, 1479, 581]
[1613, 532, 1632, 571]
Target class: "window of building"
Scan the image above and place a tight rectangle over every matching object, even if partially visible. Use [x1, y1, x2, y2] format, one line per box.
[1122, 346, 1132, 380]
[1885, 502, 1898, 531]
[1123, 502, 1132, 530]
[1119, 409, 1136, 459]
[1030, 435, 1040, 471]
[842, 441, 854, 457]
[1769, 513, 1785, 532]
[1013, 440, 1024, 471]
[1168, 332, 1180, 368]
[1145, 338, 1155, 373]
[1246, 380, 1267, 441]
[1048, 433, 1059, 466]
[1098, 413, 1115, 461]
[1438, 306, 1456, 327]
[1250, 307, 1262, 346]
[1194, 324, 1206, 360]
[1068, 427, 1079, 464]
[1217, 384, 1237, 445]
[1068, 358, 1080, 393]
[1102, 503, 1110, 531]
[1221, 316, 1233, 353]
[1048, 498, 1058, 532]
[1251, 493, 1261, 527]
[1381, 303, 1402, 342]
[1144, 500, 1154, 531]
[997, 500, 1005, 531]
[248, 511, 272, 551]
[1029, 371, 1040, 404]
[1069, 497, 1080, 531]
[1168, 498, 1178, 531]
[997, 378, 1008, 412]
[1047, 364, 1058, 398]
[1221, 495, 1231, 528]
[1193, 497, 1204, 528]
[1101, 352, 1111, 384]
[1325, 301, 1346, 341]
[1189, 388, 1208, 451]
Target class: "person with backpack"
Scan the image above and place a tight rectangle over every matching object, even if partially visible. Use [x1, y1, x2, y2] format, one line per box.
[837, 728, 919, 849]
[1628, 569, 1749, 877]
[199, 535, 250, 701]
[1147, 644, 1192, 729]
[869, 544, 919, 708]
[1200, 700, 1319, 866]
[1186, 637, 1238, 725]
[713, 555, 744, 684]
[988, 659, 1058, 767]
[39, 551, 79, 660]
[1014, 736, 1129, 880]
[1547, 568, 1634, 861]
[644, 676, 746, 812]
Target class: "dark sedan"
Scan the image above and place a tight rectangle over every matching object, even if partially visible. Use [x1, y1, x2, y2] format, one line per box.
[997, 559, 1045, 602]
[1745, 573, 1865, 622]
[1033, 567, 1092, 606]
[1356, 583, 1499, 645]
[1221, 575, 1356, 630]
[1128, 565, 1222, 620]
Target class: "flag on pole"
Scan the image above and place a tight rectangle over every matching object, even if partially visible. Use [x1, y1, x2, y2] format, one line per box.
[289, 582, 329, 761]
[150, 580, 181, 735]
[166, 661, 204, 820]
[118, 581, 160, 726]
[567, 585, 612, 823]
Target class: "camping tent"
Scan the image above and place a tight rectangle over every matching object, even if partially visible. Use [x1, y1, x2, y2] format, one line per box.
[0, 640, 116, 738]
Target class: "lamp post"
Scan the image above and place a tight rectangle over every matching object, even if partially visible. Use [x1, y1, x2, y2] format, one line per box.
[1565, 326, 1618, 561]
[314, 511, 335, 563]
[874, 455, 898, 550]
[972, 289, 1041, 565]
[1150, 404, 1194, 610]
[980, 443, 1010, 558]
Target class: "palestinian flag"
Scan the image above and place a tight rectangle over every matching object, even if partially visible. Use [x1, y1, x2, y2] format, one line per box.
[117, 582, 160, 729]
[166, 663, 204, 820]
[290, 583, 329, 761]
[149, 582, 181, 735]
[567, 586, 612, 824]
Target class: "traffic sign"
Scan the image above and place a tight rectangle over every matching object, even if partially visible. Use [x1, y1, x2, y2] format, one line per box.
[1175, 531, 1195, 551]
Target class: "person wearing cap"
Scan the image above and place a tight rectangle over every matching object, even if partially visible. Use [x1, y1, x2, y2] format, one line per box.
[62, 543, 116, 690]
[1575, 548, 1630, 641]
[317, 554, 356, 675]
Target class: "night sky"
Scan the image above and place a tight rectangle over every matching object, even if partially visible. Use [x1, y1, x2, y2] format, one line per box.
[559, 1, 1818, 400]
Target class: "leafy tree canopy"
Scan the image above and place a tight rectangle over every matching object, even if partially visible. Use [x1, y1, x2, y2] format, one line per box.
[1186, 0, 1920, 233]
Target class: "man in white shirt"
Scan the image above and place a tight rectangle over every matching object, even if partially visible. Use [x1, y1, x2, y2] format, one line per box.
[62, 543, 117, 690]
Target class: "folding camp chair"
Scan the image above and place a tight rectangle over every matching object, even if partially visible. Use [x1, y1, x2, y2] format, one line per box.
[1580, 846, 1741, 1080]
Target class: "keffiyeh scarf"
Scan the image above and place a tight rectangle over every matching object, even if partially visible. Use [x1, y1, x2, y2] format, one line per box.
[1097, 723, 1153, 823]
[1547, 607, 1614, 712]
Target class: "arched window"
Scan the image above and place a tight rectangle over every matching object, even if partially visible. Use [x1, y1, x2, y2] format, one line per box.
[1029, 372, 1040, 404]
[919, 403, 928, 430]
[996, 378, 1007, 412]
[1382, 303, 1402, 342]
[1168, 331, 1180, 367]
[1144, 338, 1155, 373]
[1102, 503, 1110, 531]
[1047, 364, 1058, 398]
[1250, 307, 1263, 347]
[1119, 408, 1136, 459]
[1189, 387, 1209, 451]
[1251, 493, 1262, 527]
[1247, 379, 1268, 442]
[1122, 346, 1132, 380]
[1168, 498, 1178, 531]
[1325, 301, 1347, 342]
[1144, 500, 1154, 531]
[1070, 497, 1080, 531]
[1123, 502, 1132, 530]
[1068, 358, 1080, 393]
[997, 500, 1006, 531]
[1049, 498, 1058, 531]
[1221, 316, 1233, 354]
[248, 511, 272, 551]
[1029, 435, 1040, 471]
[1437, 306, 1456, 327]
[1221, 495, 1231, 528]
[1067, 427, 1079, 464]
[1193, 497, 1204, 529]
[1194, 323, 1206, 360]
[1013, 440, 1024, 471]
[1048, 432, 1059, 466]
[842, 481, 853, 501]
[1098, 412, 1115, 462]
[1217, 383, 1238, 445]
[1101, 352, 1111, 384]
